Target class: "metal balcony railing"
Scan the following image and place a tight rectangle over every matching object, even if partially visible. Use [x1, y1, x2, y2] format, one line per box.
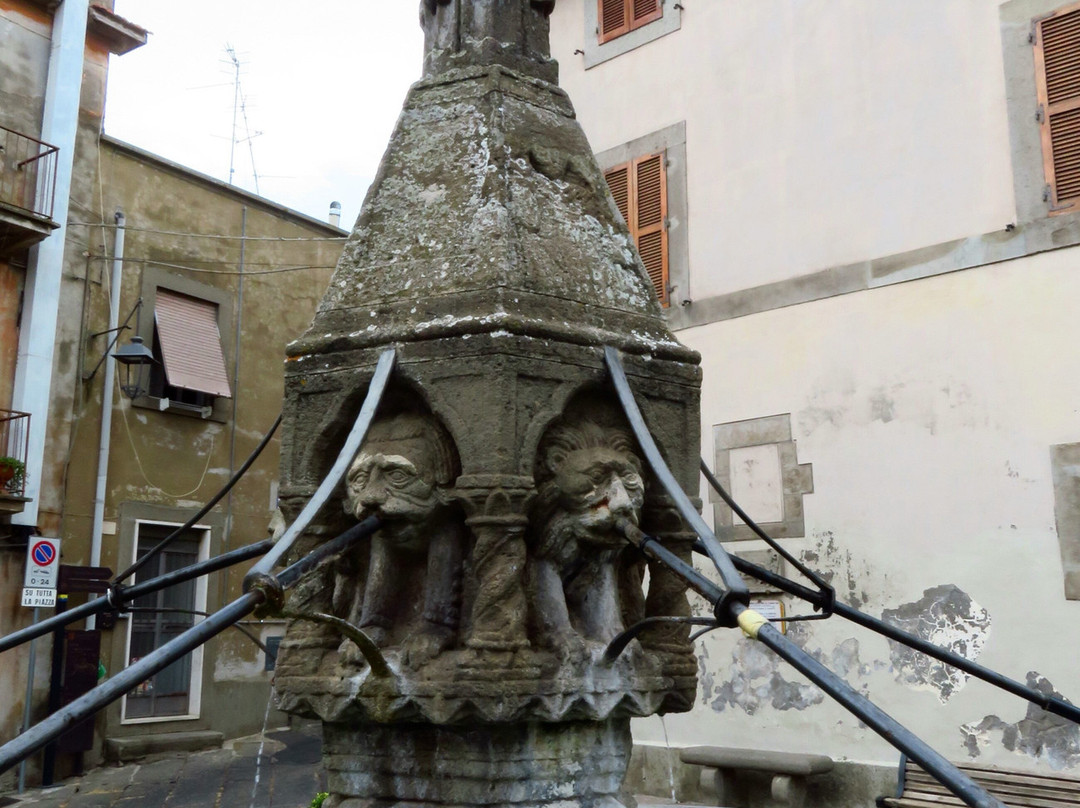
[0, 408, 30, 499]
[0, 125, 59, 220]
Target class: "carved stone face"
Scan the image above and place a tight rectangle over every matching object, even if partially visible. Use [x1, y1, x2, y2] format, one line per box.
[550, 446, 645, 540]
[345, 414, 457, 548]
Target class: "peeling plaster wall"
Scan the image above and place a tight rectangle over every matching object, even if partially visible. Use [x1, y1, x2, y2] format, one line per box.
[630, 246, 1080, 778]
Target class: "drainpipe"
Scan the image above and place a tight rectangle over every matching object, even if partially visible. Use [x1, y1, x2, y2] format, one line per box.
[86, 210, 124, 630]
[11, 0, 91, 529]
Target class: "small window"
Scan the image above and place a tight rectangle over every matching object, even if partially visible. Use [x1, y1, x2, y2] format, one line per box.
[149, 289, 231, 416]
[604, 151, 669, 305]
[598, 0, 662, 44]
[1033, 1, 1080, 213]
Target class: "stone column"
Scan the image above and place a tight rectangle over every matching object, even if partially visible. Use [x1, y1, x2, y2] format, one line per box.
[642, 494, 698, 678]
[454, 473, 534, 651]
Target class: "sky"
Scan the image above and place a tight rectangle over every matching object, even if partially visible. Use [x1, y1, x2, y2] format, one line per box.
[105, 2, 427, 230]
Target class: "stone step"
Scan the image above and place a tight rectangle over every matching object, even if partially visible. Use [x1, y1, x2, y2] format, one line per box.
[103, 730, 223, 763]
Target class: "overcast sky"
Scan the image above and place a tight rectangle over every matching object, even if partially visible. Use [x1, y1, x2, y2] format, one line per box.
[106, 2, 426, 230]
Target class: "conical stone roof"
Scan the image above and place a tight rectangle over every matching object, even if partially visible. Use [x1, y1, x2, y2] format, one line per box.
[289, 8, 693, 363]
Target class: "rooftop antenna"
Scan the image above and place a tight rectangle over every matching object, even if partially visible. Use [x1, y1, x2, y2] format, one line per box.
[224, 44, 262, 196]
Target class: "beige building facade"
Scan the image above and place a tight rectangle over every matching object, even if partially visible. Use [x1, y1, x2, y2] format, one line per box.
[551, 0, 1080, 803]
[1, 0, 344, 787]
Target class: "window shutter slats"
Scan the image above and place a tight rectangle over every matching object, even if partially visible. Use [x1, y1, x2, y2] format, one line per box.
[603, 153, 669, 307]
[1053, 107, 1080, 199]
[635, 154, 664, 230]
[598, 0, 661, 44]
[154, 290, 232, 398]
[637, 230, 667, 305]
[1042, 9, 1080, 105]
[632, 0, 662, 26]
[599, 0, 629, 42]
[1035, 4, 1080, 211]
[604, 165, 631, 225]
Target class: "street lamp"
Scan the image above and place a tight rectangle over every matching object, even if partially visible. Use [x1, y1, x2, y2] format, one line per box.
[111, 336, 155, 400]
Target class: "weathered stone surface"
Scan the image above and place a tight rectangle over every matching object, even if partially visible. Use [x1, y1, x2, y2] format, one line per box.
[274, 2, 701, 805]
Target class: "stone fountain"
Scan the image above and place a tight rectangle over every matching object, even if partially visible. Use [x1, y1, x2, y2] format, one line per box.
[272, 2, 704, 805]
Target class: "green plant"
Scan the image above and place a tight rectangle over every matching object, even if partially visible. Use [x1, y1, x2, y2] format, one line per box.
[310, 793, 329, 808]
[0, 456, 25, 492]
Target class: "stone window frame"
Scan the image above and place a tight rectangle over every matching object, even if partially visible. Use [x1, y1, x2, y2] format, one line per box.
[710, 413, 813, 542]
[132, 266, 233, 423]
[595, 121, 689, 309]
[583, 0, 681, 69]
[1050, 442, 1080, 600]
[1000, 0, 1080, 227]
[115, 501, 219, 725]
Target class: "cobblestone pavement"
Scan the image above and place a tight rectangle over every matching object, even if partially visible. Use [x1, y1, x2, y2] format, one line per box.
[4, 724, 326, 808]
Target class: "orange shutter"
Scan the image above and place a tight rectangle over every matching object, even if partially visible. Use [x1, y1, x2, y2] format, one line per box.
[154, 290, 232, 398]
[599, 0, 629, 43]
[634, 152, 668, 306]
[604, 153, 669, 307]
[604, 163, 631, 226]
[632, 0, 662, 28]
[1035, 2, 1080, 212]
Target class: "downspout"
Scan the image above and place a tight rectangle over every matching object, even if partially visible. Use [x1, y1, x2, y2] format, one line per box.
[86, 210, 124, 630]
[12, 0, 91, 528]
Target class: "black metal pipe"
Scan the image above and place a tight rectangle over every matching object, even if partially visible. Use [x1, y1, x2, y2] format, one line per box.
[700, 458, 834, 614]
[0, 518, 379, 775]
[746, 612, 1005, 808]
[718, 547, 1080, 726]
[603, 347, 749, 622]
[113, 413, 282, 585]
[0, 539, 273, 655]
[0, 593, 262, 775]
[246, 348, 394, 582]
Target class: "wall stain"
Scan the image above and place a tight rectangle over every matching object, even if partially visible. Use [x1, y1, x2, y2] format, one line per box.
[960, 674, 1080, 770]
[704, 623, 827, 715]
[801, 531, 875, 609]
[881, 584, 990, 703]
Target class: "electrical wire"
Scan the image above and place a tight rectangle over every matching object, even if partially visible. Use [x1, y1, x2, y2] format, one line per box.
[70, 222, 346, 241]
[86, 254, 335, 276]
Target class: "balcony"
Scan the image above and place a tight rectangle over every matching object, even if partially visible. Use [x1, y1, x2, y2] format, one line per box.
[0, 125, 60, 258]
[0, 408, 31, 514]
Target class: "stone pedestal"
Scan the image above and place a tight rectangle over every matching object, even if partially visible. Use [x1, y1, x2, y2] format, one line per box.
[324, 719, 631, 808]
[273, 2, 702, 805]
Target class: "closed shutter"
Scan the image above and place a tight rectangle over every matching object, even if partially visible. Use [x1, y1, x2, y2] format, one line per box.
[632, 0, 662, 28]
[1035, 2, 1080, 212]
[599, 0, 629, 43]
[634, 153, 668, 306]
[598, 0, 661, 44]
[153, 289, 232, 398]
[604, 151, 669, 306]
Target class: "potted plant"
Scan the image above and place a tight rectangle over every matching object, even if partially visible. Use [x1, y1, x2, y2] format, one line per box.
[0, 456, 26, 493]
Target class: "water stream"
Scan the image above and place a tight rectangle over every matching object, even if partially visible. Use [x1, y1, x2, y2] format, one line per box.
[249, 683, 275, 808]
[659, 714, 677, 803]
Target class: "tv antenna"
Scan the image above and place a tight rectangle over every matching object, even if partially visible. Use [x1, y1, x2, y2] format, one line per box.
[224, 44, 262, 196]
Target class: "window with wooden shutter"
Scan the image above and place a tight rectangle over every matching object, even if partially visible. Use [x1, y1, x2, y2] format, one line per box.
[605, 151, 669, 306]
[598, 0, 662, 44]
[1034, 1, 1080, 213]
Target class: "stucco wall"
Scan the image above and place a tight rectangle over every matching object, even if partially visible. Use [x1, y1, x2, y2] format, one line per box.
[550, 0, 1016, 302]
[631, 245, 1080, 778]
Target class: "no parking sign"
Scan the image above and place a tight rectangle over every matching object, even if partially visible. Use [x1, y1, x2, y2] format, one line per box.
[22, 537, 60, 608]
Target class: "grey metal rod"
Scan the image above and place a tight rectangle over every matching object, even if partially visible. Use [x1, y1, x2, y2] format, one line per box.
[0, 593, 261, 774]
[114, 412, 282, 585]
[721, 549, 1080, 726]
[0, 517, 379, 775]
[603, 346, 748, 618]
[0, 539, 273, 654]
[247, 347, 394, 579]
[747, 612, 1005, 808]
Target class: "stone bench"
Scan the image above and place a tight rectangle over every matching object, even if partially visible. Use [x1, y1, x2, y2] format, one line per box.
[680, 746, 835, 808]
[877, 755, 1080, 808]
